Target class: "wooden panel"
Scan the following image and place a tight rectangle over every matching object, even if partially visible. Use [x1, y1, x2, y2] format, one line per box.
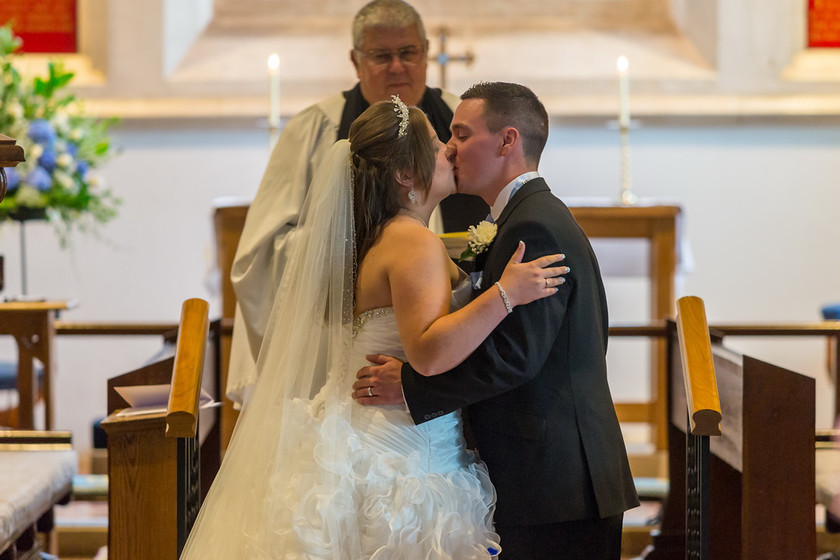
[103, 417, 178, 560]
[102, 298, 213, 559]
[213, 205, 249, 320]
[0, 301, 73, 429]
[55, 322, 178, 336]
[650, 323, 816, 560]
[615, 402, 655, 423]
[106, 358, 174, 415]
[213, 205, 249, 452]
[571, 206, 680, 239]
[0, 133, 25, 167]
[739, 355, 814, 559]
[572, 205, 680, 451]
[708, 347, 744, 473]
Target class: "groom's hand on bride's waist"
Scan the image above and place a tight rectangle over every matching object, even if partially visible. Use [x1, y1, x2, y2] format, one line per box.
[353, 354, 406, 406]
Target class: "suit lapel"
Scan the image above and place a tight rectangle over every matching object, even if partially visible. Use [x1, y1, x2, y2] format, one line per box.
[475, 178, 550, 291]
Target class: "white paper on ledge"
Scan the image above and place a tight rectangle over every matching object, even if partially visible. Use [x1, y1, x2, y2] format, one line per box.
[114, 384, 219, 418]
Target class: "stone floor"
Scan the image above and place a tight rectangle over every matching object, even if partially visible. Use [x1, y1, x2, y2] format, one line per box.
[53, 498, 663, 559]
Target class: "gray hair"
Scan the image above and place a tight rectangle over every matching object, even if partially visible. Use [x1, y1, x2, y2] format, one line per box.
[352, 0, 426, 50]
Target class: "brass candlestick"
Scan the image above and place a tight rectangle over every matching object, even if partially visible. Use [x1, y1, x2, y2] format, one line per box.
[619, 124, 637, 206]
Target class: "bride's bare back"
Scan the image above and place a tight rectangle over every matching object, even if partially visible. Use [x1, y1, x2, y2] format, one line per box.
[355, 214, 458, 339]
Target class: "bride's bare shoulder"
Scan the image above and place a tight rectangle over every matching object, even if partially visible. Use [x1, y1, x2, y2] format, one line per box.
[376, 217, 448, 269]
[379, 216, 441, 246]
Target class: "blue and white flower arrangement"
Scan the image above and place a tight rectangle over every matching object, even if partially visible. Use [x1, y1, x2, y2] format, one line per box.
[0, 24, 119, 245]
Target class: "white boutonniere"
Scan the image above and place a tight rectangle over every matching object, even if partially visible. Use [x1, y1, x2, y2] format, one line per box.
[459, 220, 497, 261]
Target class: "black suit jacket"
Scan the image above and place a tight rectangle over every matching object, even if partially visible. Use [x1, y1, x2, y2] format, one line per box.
[401, 178, 639, 526]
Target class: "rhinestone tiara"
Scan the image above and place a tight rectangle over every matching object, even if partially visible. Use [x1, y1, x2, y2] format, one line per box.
[391, 94, 409, 138]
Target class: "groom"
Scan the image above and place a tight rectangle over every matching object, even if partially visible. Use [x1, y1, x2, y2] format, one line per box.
[354, 82, 638, 559]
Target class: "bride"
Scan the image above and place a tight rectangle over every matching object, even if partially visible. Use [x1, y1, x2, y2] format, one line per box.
[180, 97, 566, 559]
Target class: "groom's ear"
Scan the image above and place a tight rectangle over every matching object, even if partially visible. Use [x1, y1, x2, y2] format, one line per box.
[394, 169, 413, 189]
[499, 127, 520, 157]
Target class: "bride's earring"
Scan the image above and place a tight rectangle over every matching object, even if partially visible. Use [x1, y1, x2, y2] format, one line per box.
[408, 187, 418, 204]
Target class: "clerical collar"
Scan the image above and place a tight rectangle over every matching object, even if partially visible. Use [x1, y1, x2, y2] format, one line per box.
[489, 171, 540, 221]
[337, 84, 454, 143]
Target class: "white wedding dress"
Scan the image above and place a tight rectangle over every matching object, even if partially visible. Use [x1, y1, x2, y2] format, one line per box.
[261, 279, 500, 559]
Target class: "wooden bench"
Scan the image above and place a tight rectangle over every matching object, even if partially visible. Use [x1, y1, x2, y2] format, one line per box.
[102, 298, 210, 560]
[641, 305, 816, 559]
[0, 431, 75, 560]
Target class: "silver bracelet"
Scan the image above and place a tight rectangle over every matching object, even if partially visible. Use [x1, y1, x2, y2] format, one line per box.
[495, 281, 513, 314]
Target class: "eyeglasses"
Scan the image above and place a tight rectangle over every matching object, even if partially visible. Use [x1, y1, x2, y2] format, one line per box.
[355, 46, 426, 66]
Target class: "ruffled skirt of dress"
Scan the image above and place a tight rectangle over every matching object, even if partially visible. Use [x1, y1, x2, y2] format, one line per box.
[181, 307, 500, 559]
[252, 390, 501, 559]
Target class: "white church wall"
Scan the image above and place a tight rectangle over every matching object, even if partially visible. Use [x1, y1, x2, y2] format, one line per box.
[1, 119, 837, 464]
[540, 121, 840, 433]
[163, 0, 214, 77]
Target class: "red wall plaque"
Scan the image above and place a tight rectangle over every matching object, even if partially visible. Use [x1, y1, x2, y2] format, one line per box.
[809, 0, 840, 48]
[0, 0, 77, 53]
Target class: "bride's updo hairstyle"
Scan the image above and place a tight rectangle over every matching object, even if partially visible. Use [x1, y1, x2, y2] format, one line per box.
[349, 98, 436, 266]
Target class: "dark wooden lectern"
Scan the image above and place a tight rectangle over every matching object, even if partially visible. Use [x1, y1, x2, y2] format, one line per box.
[102, 298, 210, 560]
[643, 314, 815, 559]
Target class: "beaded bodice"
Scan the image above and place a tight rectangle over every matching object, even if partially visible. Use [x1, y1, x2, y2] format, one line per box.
[352, 275, 471, 337]
[353, 306, 394, 336]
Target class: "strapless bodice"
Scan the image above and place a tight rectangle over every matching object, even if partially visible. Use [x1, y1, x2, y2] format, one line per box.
[346, 275, 474, 473]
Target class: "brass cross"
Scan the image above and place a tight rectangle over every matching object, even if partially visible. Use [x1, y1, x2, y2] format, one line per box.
[428, 27, 475, 90]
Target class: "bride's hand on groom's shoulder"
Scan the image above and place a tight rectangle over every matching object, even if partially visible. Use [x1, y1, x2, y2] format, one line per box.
[499, 241, 569, 308]
[353, 354, 406, 406]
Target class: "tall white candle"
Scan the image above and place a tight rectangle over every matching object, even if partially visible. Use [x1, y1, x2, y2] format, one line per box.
[268, 53, 281, 129]
[616, 55, 630, 128]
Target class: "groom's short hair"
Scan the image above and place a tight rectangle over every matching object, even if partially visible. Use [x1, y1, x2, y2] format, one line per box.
[461, 82, 549, 166]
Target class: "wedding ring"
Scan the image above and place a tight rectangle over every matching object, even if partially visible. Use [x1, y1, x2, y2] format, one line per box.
[367, 386, 373, 397]
[545, 278, 550, 288]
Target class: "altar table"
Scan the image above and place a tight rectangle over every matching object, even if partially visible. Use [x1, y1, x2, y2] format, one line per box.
[0, 300, 76, 429]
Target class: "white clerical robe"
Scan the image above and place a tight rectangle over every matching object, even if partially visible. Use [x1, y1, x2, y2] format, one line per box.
[227, 91, 459, 406]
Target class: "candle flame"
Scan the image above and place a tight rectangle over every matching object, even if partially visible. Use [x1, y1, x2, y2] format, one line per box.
[616, 55, 628, 73]
[268, 53, 280, 72]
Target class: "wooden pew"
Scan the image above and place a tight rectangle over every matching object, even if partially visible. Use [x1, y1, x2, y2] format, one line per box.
[101, 298, 210, 560]
[642, 306, 816, 559]
[0, 430, 75, 560]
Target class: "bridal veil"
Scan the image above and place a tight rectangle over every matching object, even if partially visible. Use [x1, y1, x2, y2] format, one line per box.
[181, 140, 359, 558]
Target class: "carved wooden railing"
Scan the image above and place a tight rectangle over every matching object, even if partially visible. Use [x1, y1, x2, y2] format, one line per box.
[676, 297, 721, 560]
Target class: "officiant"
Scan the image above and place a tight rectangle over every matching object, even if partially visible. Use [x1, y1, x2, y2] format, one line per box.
[227, 0, 488, 406]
